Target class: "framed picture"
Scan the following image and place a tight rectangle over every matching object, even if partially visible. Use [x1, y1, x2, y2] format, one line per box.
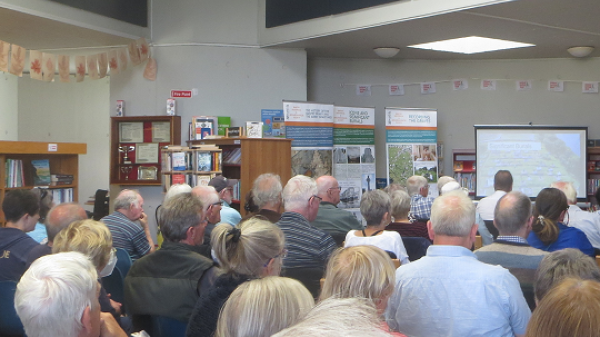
[138, 166, 158, 180]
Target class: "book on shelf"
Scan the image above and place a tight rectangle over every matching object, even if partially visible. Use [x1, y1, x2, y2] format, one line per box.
[171, 152, 187, 171]
[226, 127, 243, 138]
[31, 159, 51, 186]
[222, 148, 242, 165]
[51, 188, 74, 204]
[261, 109, 285, 138]
[192, 116, 217, 140]
[217, 116, 231, 136]
[197, 174, 211, 186]
[197, 152, 213, 172]
[171, 174, 186, 185]
[246, 121, 263, 138]
[453, 161, 464, 171]
[5, 159, 25, 188]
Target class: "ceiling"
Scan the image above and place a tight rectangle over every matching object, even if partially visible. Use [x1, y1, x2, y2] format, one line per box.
[1, 0, 599, 60]
[278, 0, 600, 59]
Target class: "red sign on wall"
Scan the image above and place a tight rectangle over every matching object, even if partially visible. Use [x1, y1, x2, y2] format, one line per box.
[171, 90, 192, 98]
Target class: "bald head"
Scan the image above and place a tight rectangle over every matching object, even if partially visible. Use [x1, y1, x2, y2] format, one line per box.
[192, 186, 219, 212]
[316, 176, 340, 204]
[494, 191, 532, 236]
[45, 203, 88, 244]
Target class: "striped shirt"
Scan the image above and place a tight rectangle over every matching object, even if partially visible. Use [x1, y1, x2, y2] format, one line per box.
[101, 211, 151, 262]
[276, 212, 336, 269]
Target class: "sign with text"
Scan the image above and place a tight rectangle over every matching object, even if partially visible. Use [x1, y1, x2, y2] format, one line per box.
[170, 90, 192, 98]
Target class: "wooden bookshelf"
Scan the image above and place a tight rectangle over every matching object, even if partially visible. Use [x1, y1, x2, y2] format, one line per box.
[160, 146, 222, 191]
[188, 137, 292, 216]
[0, 141, 87, 225]
[587, 147, 600, 209]
[452, 148, 476, 195]
[110, 116, 181, 185]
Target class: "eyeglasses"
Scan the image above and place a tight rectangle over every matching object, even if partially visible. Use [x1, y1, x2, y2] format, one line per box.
[309, 195, 323, 203]
[275, 249, 288, 259]
[328, 186, 342, 191]
[209, 201, 222, 209]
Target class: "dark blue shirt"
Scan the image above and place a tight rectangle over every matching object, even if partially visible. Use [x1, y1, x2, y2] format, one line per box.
[527, 222, 595, 257]
[0, 227, 40, 281]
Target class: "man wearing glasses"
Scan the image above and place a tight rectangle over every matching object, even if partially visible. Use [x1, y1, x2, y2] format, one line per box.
[275, 175, 337, 270]
[192, 185, 223, 244]
[311, 175, 362, 246]
[208, 176, 242, 226]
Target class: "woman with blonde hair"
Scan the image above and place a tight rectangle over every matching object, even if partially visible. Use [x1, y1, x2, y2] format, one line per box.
[215, 276, 314, 337]
[320, 245, 406, 336]
[527, 188, 594, 256]
[525, 278, 600, 337]
[186, 217, 286, 337]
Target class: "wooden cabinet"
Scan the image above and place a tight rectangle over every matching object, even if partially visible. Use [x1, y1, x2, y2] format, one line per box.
[160, 145, 222, 191]
[110, 116, 181, 185]
[188, 137, 292, 216]
[452, 149, 476, 195]
[587, 147, 600, 208]
[0, 141, 86, 225]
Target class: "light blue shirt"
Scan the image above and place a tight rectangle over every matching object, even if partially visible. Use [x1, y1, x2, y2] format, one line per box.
[219, 200, 241, 226]
[27, 222, 47, 244]
[386, 245, 531, 337]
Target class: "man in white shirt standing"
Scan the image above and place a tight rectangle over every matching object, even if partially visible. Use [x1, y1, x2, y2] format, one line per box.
[477, 170, 513, 221]
[551, 181, 600, 250]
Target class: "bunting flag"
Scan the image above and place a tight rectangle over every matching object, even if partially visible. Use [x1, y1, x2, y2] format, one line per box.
[356, 84, 371, 96]
[109, 49, 119, 74]
[516, 80, 532, 91]
[75, 56, 85, 82]
[138, 37, 150, 62]
[87, 54, 99, 80]
[128, 41, 141, 65]
[119, 48, 128, 71]
[481, 79, 496, 90]
[58, 55, 70, 83]
[42, 52, 55, 82]
[582, 81, 599, 94]
[421, 82, 436, 94]
[98, 52, 108, 78]
[0, 40, 9, 72]
[29, 50, 43, 80]
[389, 84, 404, 96]
[548, 80, 564, 92]
[9, 44, 25, 77]
[143, 57, 157, 81]
[452, 79, 468, 90]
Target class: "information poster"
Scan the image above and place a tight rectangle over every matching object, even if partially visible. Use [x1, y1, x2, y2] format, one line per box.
[285, 101, 334, 177]
[333, 106, 375, 225]
[386, 108, 439, 195]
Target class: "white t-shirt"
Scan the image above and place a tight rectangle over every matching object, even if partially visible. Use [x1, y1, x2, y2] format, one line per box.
[476, 190, 507, 221]
[344, 230, 410, 266]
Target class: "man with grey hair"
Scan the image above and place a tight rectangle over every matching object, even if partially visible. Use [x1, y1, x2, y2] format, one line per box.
[252, 173, 283, 223]
[407, 175, 435, 220]
[26, 203, 88, 266]
[311, 175, 362, 243]
[387, 191, 531, 337]
[16, 251, 127, 337]
[192, 185, 223, 244]
[101, 189, 155, 261]
[125, 192, 219, 329]
[551, 181, 600, 250]
[275, 175, 336, 269]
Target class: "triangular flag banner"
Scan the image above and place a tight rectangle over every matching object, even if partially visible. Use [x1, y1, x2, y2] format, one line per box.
[128, 41, 141, 65]
[548, 80, 564, 92]
[42, 52, 55, 82]
[98, 52, 108, 78]
[109, 49, 119, 74]
[138, 37, 150, 62]
[356, 84, 371, 96]
[58, 55, 70, 83]
[389, 84, 404, 96]
[9, 44, 25, 77]
[119, 48, 128, 71]
[582, 81, 599, 94]
[481, 79, 496, 90]
[75, 56, 85, 82]
[452, 79, 468, 90]
[421, 82, 436, 94]
[87, 54, 99, 80]
[0, 40, 9, 72]
[29, 50, 43, 80]
[143, 57, 157, 81]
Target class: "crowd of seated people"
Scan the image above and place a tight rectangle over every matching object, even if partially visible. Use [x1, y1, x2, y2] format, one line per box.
[6, 172, 600, 337]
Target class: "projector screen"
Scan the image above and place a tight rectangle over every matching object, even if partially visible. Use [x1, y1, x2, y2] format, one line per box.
[475, 126, 588, 200]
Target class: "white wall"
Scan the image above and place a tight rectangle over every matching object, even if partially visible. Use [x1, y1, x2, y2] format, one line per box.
[308, 57, 600, 177]
[110, 45, 307, 238]
[0, 73, 18, 140]
[18, 76, 110, 210]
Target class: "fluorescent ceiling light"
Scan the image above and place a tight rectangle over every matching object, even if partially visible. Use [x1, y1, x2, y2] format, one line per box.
[408, 36, 535, 54]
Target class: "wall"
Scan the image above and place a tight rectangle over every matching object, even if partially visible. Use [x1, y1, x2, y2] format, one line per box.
[18, 76, 110, 210]
[110, 45, 307, 238]
[0, 73, 18, 140]
[308, 57, 600, 178]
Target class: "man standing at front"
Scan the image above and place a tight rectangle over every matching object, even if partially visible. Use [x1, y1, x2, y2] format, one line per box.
[276, 175, 337, 269]
[387, 191, 530, 337]
[477, 170, 513, 221]
[101, 189, 154, 261]
[407, 175, 435, 221]
[208, 175, 242, 226]
[311, 175, 362, 242]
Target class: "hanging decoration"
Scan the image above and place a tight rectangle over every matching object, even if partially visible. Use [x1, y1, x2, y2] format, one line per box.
[9, 44, 25, 77]
[75, 56, 86, 82]
[109, 50, 119, 75]
[42, 52, 55, 82]
[29, 50, 43, 80]
[58, 55, 70, 83]
[98, 52, 108, 78]
[0, 40, 9, 72]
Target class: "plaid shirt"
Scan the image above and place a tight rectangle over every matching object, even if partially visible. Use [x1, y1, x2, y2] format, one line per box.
[495, 236, 529, 245]
[410, 195, 435, 220]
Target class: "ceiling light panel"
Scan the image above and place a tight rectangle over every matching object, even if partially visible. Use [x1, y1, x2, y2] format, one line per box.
[408, 36, 535, 54]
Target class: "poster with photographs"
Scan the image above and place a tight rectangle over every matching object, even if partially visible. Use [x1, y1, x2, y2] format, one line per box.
[386, 108, 438, 196]
[333, 106, 376, 211]
[291, 148, 332, 178]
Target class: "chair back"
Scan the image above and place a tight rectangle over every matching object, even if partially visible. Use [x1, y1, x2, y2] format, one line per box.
[401, 237, 431, 262]
[115, 248, 133, 278]
[0, 280, 25, 337]
[150, 315, 188, 337]
[92, 189, 110, 220]
[102, 267, 125, 306]
[483, 220, 499, 240]
[329, 232, 346, 248]
[282, 267, 325, 299]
